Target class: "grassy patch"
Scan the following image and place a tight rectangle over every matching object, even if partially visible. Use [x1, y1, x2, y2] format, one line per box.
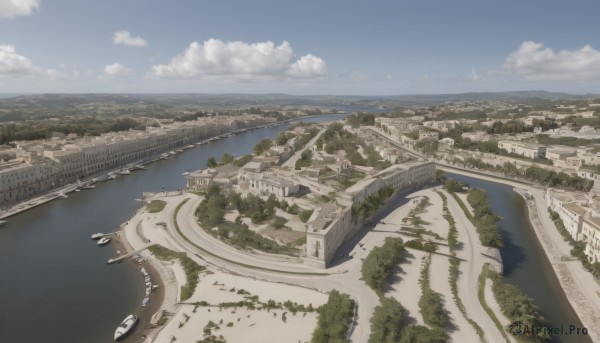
[172, 198, 329, 276]
[478, 264, 511, 343]
[148, 244, 205, 301]
[146, 199, 167, 213]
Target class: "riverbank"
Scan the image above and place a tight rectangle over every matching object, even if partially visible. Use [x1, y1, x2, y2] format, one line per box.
[111, 232, 166, 342]
[0, 113, 345, 223]
[440, 166, 600, 341]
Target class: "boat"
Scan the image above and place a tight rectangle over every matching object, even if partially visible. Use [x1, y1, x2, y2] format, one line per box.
[0, 220, 6, 225]
[114, 314, 138, 341]
[175, 149, 184, 153]
[108, 172, 118, 180]
[160, 153, 169, 159]
[97, 237, 111, 246]
[83, 185, 96, 189]
[134, 164, 147, 170]
[168, 151, 176, 155]
[118, 169, 131, 175]
[91, 233, 104, 240]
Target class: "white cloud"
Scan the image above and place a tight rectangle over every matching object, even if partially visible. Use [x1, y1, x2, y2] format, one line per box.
[0, 44, 38, 75]
[103, 63, 135, 79]
[149, 39, 326, 80]
[0, 0, 39, 18]
[502, 41, 600, 81]
[46, 68, 67, 80]
[467, 67, 481, 81]
[349, 70, 370, 81]
[113, 30, 147, 47]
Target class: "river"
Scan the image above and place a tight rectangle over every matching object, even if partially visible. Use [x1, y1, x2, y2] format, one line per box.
[447, 173, 588, 343]
[0, 114, 347, 343]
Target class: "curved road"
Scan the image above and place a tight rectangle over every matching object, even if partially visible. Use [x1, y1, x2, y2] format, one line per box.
[165, 194, 380, 343]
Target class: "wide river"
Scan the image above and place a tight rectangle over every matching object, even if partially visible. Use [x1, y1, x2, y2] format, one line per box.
[0, 114, 346, 343]
[447, 173, 588, 343]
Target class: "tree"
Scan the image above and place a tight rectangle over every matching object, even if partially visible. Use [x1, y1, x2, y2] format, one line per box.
[368, 297, 407, 343]
[275, 132, 288, 145]
[207, 156, 218, 168]
[253, 138, 273, 155]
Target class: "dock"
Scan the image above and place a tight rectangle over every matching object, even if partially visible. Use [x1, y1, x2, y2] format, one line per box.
[107, 245, 152, 264]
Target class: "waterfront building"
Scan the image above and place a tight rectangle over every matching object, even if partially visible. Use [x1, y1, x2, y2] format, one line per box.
[0, 115, 270, 206]
[582, 215, 600, 263]
[498, 140, 547, 159]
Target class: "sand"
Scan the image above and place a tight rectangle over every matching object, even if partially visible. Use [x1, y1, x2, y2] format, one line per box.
[153, 272, 328, 343]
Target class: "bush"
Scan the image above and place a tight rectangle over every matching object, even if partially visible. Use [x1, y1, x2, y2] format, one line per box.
[272, 216, 288, 229]
[311, 290, 354, 343]
[368, 297, 407, 343]
[361, 237, 405, 292]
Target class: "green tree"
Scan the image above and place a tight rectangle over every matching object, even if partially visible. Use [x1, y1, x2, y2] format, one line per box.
[207, 156, 218, 168]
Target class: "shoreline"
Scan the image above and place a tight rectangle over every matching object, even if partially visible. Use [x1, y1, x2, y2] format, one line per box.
[439, 166, 600, 341]
[113, 225, 166, 343]
[0, 113, 347, 222]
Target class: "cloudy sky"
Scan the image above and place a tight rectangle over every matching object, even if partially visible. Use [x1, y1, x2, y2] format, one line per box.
[1, 0, 600, 95]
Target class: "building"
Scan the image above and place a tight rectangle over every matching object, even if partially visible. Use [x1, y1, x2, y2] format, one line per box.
[498, 140, 547, 159]
[582, 215, 600, 263]
[304, 161, 436, 267]
[0, 115, 270, 206]
[186, 169, 218, 191]
[545, 146, 578, 163]
[418, 130, 439, 141]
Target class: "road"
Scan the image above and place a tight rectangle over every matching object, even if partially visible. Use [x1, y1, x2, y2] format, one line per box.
[164, 193, 380, 343]
[445, 190, 508, 343]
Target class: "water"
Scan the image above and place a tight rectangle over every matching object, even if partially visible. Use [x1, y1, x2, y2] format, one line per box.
[447, 173, 587, 343]
[0, 114, 347, 343]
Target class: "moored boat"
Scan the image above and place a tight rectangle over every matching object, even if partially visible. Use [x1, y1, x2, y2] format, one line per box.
[91, 233, 104, 240]
[114, 314, 138, 341]
[97, 237, 111, 246]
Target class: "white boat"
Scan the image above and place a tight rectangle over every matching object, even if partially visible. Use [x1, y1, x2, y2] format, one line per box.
[91, 233, 104, 240]
[97, 237, 111, 246]
[0, 220, 6, 225]
[114, 314, 138, 341]
[176, 149, 184, 153]
[118, 169, 131, 175]
[160, 153, 169, 159]
[108, 172, 118, 179]
[168, 151, 176, 155]
[83, 185, 96, 189]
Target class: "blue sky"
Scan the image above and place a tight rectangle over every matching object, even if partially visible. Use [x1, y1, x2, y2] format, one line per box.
[1, 0, 600, 95]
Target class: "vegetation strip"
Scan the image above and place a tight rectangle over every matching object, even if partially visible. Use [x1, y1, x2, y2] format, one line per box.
[368, 296, 446, 343]
[436, 190, 486, 340]
[477, 264, 511, 343]
[445, 181, 503, 248]
[418, 254, 448, 330]
[311, 290, 355, 343]
[361, 237, 405, 293]
[489, 271, 548, 342]
[148, 244, 205, 301]
[172, 198, 330, 276]
[146, 199, 167, 213]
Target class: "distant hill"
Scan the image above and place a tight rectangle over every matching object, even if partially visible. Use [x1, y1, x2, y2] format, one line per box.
[0, 91, 597, 121]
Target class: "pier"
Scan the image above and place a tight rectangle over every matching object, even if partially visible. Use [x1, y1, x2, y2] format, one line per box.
[107, 245, 152, 264]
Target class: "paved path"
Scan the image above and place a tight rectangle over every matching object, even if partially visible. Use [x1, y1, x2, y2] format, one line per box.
[445, 190, 507, 343]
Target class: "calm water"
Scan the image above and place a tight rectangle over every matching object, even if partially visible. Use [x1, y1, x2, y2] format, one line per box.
[447, 173, 587, 343]
[0, 114, 347, 343]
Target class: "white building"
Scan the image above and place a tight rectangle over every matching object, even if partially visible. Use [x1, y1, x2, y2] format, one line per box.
[498, 140, 547, 159]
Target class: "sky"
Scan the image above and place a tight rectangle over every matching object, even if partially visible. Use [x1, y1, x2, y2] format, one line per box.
[1, 0, 600, 95]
